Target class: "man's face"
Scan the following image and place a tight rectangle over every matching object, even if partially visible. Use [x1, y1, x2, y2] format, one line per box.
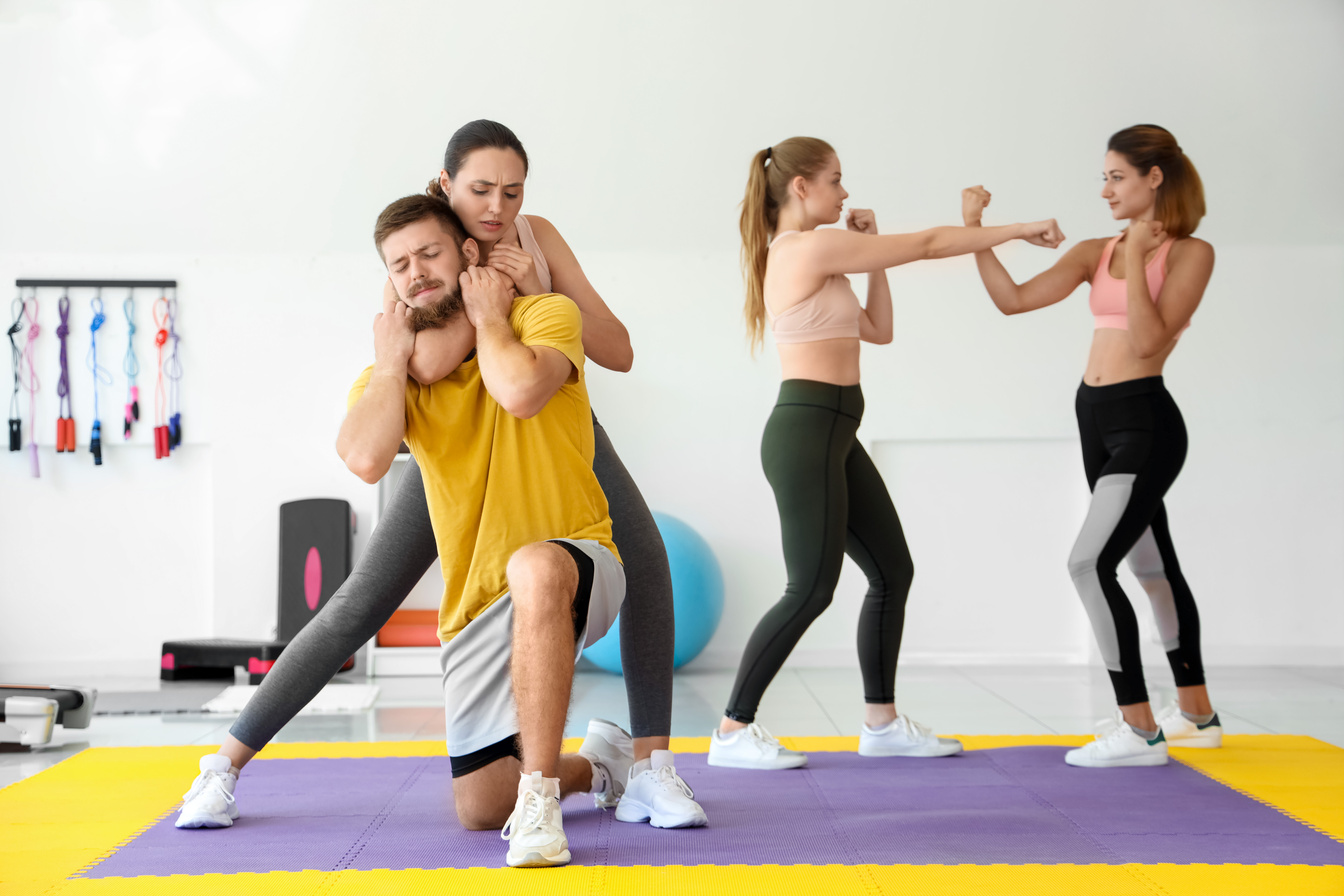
[381, 217, 470, 330]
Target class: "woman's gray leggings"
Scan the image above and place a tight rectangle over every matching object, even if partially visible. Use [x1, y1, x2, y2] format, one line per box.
[229, 417, 675, 747]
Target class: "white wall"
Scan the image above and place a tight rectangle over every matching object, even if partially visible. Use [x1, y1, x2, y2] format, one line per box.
[1, 0, 1340, 678]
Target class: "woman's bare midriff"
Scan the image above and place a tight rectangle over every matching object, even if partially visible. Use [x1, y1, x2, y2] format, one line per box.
[776, 338, 863, 386]
[1082, 328, 1176, 386]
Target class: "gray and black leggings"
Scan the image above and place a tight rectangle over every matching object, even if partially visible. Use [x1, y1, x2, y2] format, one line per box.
[1068, 376, 1204, 707]
[229, 415, 675, 749]
[725, 380, 914, 723]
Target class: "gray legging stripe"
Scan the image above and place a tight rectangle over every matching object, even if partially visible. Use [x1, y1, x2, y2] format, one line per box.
[229, 415, 674, 749]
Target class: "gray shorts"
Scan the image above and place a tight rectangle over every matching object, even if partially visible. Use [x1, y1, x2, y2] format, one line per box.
[438, 538, 625, 765]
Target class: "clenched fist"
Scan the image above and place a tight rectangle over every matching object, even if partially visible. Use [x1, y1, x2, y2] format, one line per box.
[962, 186, 991, 226]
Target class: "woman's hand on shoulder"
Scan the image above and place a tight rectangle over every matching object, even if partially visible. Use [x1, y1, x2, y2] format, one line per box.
[487, 242, 545, 297]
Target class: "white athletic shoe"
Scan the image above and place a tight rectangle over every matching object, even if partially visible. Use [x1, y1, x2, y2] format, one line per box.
[501, 772, 570, 868]
[1156, 702, 1223, 748]
[707, 722, 807, 770]
[1065, 711, 1169, 768]
[577, 718, 635, 809]
[175, 754, 240, 829]
[858, 715, 964, 757]
[615, 750, 708, 829]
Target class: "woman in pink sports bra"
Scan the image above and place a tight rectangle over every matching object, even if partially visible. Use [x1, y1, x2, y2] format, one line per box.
[963, 124, 1219, 769]
[708, 136, 1064, 771]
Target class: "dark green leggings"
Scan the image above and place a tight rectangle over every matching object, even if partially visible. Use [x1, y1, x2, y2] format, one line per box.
[725, 380, 914, 723]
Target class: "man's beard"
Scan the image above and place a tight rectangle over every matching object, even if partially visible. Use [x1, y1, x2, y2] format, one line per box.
[405, 280, 464, 332]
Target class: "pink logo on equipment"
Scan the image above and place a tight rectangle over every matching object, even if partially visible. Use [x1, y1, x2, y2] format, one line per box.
[304, 547, 322, 611]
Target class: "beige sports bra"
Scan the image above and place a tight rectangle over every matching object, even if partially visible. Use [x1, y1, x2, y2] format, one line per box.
[766, 231, 862, 344]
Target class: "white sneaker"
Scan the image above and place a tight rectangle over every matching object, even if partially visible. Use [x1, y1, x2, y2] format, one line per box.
[859, 715, 963, 757]
[615, 750, 708, 828]
[577, 718, 635, 809]
[1065, 711, 1169, 768]
[501, 772, 569, 868]
[175, 754, 239, 829]
[1156, 702, 1223, 748]
[707, 723, 807, 770]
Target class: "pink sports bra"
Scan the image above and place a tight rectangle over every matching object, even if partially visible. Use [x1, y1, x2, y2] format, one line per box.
[511, 215, 553, 293]
[1089, 235, 1187, 335]
[766, 231, 863, 344]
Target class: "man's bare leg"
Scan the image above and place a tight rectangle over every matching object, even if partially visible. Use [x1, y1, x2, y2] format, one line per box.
[508, 541, 582, 776]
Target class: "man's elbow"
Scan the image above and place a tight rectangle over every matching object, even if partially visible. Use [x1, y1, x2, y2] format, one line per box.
[496, 381, 562, 419]
[342, 449, 389, 484]
[498, 393, 548, 419]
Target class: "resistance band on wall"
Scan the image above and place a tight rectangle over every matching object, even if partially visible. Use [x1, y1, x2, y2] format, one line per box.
[123, 290, 139, 440]
[7, 293, 21, 452]
[166, 291, 182, 451]
[152, 292, 170, 459]
[21, 291, 40, 477]
[87, 293, 111, 466]
[55, 292, 75, 453]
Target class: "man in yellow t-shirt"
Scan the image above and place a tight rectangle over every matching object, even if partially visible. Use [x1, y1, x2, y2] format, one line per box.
[337, 195, 629, 869]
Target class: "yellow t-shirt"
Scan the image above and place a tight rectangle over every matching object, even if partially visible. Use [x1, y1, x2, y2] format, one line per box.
[347, 294, 618, 642]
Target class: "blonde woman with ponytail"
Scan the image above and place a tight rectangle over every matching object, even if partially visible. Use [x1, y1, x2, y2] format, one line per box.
[963, 124, 1218, 770]
[709, 137, 1063, 770]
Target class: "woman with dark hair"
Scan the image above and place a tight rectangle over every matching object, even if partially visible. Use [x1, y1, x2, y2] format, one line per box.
[177, 120, 705, 832]
[962, 124, 1218, 768]
[708, 137, 1063, 770]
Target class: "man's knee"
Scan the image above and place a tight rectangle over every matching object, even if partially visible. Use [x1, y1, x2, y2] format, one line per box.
[452, 763, 519, 830]
[507, 542, 579, 609]
[454, 793, 511, 831]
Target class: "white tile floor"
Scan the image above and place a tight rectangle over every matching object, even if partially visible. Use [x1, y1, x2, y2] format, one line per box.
[4, 663, 1342, 791]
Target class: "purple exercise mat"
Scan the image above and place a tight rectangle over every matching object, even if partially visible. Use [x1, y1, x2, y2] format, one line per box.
[84, 747, 1344, 876]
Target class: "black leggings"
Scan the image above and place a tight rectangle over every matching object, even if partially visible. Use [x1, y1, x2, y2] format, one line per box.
[725, 380, 914, 723]
[1068, 376, 1204, 706]
[229, 414, 675, 748]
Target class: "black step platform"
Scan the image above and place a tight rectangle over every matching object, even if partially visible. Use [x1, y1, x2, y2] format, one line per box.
[159, 498, 354, 685]
[160, 639, 288, 685]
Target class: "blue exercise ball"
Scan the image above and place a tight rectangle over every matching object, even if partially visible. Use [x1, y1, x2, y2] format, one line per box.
[583, 512, 724, 674]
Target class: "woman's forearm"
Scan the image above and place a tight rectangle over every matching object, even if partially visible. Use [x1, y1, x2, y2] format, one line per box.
[580, 312, 633, 372]
[406, 317, 477, 384]
[860, 269, 893, 344]
[1124, 253, 1168, 358]
[926, 223, 1026, 259]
